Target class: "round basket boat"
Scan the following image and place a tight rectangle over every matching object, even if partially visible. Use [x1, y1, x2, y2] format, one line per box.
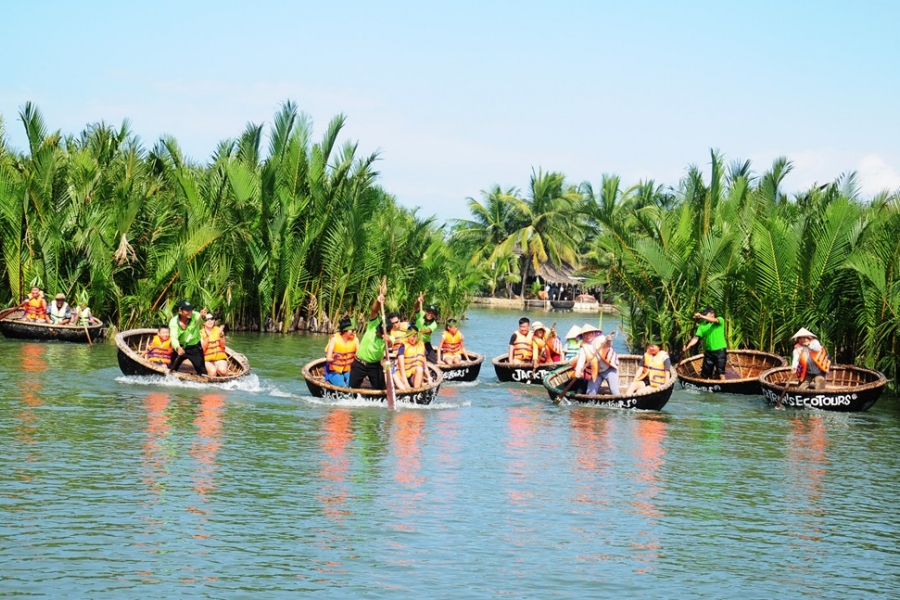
[437, 350, 484, 382]
[758, 365, 888, 412]
[115, 328, 250, 383]
[677, 349, 786, 395]
[492, 354, 570, 385]
[544, 356, 676, 410]
[302, 358, 443, 405]
[0, 309, 105, 343]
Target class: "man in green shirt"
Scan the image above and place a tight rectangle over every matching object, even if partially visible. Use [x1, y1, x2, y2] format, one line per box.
[413, 295, 438, 363]
[167, 300, 208, 376]
[349, 292, 391, 389]
[682, 305, 727, 380]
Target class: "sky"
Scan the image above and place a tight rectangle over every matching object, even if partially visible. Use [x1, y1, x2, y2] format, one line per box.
[2, 1, 899, 223]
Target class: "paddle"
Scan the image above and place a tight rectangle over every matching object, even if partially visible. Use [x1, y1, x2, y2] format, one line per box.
[0, 305, 19, 321]
[378, 277, 397, 410]
[774, 379, 794, 409]
[558, 367, 580, 400]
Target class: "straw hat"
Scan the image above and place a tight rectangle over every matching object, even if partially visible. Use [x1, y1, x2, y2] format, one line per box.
[564, 325, 582, 340]
[791, 327, 817, 340]
[580, 324, 601, 335]
[531, 321, 546, 332]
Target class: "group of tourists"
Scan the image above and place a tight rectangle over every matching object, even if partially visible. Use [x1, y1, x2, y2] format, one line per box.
[322, 293, 468, 391]
[141, 300, 230, 377]
[507, 318, 564, 367]
[16, 287, 96, 326]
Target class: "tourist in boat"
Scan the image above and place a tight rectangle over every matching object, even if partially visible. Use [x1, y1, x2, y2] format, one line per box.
[48, 293, 72, 325]
[682, 306, 727, 380]
[564, 325, 582, 361]
[572, 324, 601, 394]
[20, 287, 50, 323]
[413, 296, 439, 362]
[167, 300, 209, 376]
[142, 325, 173, 365]
[530, 321, 557, 367]
[625, 341, 672, 394]
[589, 326, 620, 395]
[73, 298, 97, 326]
[386, 311, 407, 359]
[201, 313, 230, 377]
[508, 317, 533, 363]
[393, 326, 431, 390]
[324, 317, 358, 387]
[789, 327, 831, 390]
[349, 292, 391, 390]
[544, 323, 565, 362]
[436, 318, 465, 365]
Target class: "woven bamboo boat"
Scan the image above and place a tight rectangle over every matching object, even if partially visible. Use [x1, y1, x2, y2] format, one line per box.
[758, 365, 887, 412]
[677, 350, 786, 395]
[115, 328, 250, 383]
[0, 308, 105, 343]
[437, 351, 484, 382]
[492, 354, 570, 385]
[302, 358, 443, 405]
[543, 356, 675, 410]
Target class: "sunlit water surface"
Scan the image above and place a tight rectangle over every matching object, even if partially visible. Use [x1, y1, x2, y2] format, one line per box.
[1, 308, 899, 598]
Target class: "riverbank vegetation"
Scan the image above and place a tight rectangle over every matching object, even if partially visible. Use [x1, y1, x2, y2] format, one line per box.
[1, 103, 897, 387]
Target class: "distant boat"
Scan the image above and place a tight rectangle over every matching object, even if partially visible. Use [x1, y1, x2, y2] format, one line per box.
[676, 350, 786, 395]
[302, 358, 443, 405]
[550, 300, 575, 310]
[758, 365, 887, 412]
[572, 294, 600, 313]
[115, 328, 250, 383]
[492, 354, 569, 385]
[543, 357, 675, 410]
[0, 308, 104, 343]
[436, 351, 484, 382]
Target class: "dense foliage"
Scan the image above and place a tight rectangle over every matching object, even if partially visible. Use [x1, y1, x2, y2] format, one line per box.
[0, 102, 476, 332]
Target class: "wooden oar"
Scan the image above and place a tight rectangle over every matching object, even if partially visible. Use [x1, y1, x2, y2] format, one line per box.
[84, 322, 93, 346]
[774, 379, 794, 409]
[558, 368, 580, 400]
[379, 277, 397, 410]
[0, 306, 19, 321]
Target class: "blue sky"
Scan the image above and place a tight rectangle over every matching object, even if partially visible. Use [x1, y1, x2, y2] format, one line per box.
[2, 1, 899, 222]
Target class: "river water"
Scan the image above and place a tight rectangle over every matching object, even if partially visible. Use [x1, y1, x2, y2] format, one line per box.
[1, 307, 898, 598]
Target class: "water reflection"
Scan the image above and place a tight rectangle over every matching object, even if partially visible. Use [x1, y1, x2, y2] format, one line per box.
[318, 409, 353, 521]
[505, 406, 541, 506]
[391, 411, 427, 534]
[629, 415, 667, 573]
[16, 344, 47, 467]
[785, 414, 828, 574]
[141, 392, 171, 499]
[190, 393, 224, 503]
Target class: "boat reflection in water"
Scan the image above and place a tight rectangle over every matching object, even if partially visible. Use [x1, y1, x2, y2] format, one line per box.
[319, 409, 353, 521]
[629, 416, 667, 574]
[17, 344, 48, 468]
[784, 414, 828, 579]
[191, 394, 224, 503]
[141, 392, 171, 500]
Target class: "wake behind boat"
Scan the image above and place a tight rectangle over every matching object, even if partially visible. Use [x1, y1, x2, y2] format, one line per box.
[677, 349, 786, 395]
[758, 365, 887, 412]
[302, 358, 443, 405]
[0, 308, 104, 343]
[437, 351, 484, 382]
[115, 328, 250, 383]
[543, 357, 675, 410]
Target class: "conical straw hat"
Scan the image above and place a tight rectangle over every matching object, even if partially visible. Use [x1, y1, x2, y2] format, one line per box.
[564, 325, 582, 339]
[791, 327, 817, 340]
[580, 324, 601, 335]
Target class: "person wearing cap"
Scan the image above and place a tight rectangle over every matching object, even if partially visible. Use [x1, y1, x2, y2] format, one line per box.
[508, 317, 533, 363]
[437, 318, 465, 365]
[201, 313, 229, 377]
[20, 287, 51, 323]
[167, 300, 209, 376]
[789, 328, 831, 390]
[413, 295, 439, 363]
[682, 306, 728, 380]
[626, 340, 672, 394]
[324, 317, 358, 387]
[349, 292, 391, 390]
[393, 326, 431, 390]
[564, 325, 582, 361]
[48, 293, 72, 325]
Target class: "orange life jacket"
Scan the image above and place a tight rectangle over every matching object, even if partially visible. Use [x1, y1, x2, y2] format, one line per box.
[147, 336, 173, 364]
[328, 333, 358, 373]
[547, 336, 564, 362]
[202, 326, 227, 362]
[511, 331, 533, 362]
[641, 352, 669, 388]
[440, 330, 463, 356]
[579, 346, 599, 382]
[533, 337, 550, 364]
[598, 346, 618, 370]
[402, 341, 426, 379]
[24, 297, 46, 321]
[797, 345, 830, 379]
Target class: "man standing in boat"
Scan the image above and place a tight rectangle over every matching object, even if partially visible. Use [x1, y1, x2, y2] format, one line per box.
[682, 306, 727, 380]
[167, 300, 209, 376]
[790, 327, 831, 390]
[349, 292, 391, 390]
[413, 295, 439, 363]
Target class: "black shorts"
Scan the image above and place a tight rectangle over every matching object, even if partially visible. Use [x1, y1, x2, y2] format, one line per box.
[701, 349, 727, 378]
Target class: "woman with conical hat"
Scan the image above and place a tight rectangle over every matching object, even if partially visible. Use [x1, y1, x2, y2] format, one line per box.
[790, 327, 831, 391]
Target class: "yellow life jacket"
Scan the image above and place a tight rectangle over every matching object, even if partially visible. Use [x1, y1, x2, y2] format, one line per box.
[797, 345, 830, 379]
[533, 337, 551, 364]
[147, 335, 173, 364]
[511, 331, 533, 362]
[25, 297, 46, 321]
[642, 352, 669, 388]
[202, 326, 227, 362]
[402, 341, 426, 379]
[440, 330, 463, 356]
[328, 333, 358, 373]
